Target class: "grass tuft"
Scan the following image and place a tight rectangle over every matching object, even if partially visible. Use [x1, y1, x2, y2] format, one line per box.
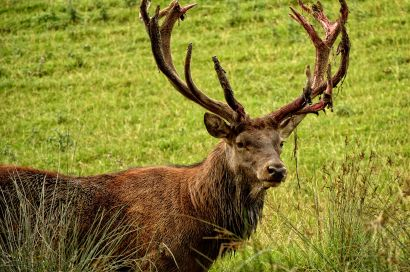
[0, 176, 139, 271]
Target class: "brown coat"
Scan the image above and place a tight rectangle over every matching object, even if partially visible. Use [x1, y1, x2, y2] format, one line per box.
[0, 142, 265, 271]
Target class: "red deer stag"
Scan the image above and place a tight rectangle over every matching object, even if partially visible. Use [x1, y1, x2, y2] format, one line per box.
[0, 0, 350, 271]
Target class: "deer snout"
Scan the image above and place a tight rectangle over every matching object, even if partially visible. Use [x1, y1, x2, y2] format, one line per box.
[265, 163, 287, 182]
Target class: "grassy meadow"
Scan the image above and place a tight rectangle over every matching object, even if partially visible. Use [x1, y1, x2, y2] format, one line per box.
[1, 0, 409, 271]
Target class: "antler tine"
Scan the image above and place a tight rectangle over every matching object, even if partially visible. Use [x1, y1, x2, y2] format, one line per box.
[185, 44, 240, 122]
[140, 0, 151, 26]
[140, 0, 245, 124]
[296, 0, 348, 47]
[297, 0, 313, 14]
[271, 0, 349, 123]
[289, 6, 322, 48]
[313, 26, 350, 97]
[290, 0, 348, 89]
[145, 5, 197, 102]
[159, 1, 197, 73]
[295, 64, 333, 115]
[212, 57, 246, 120]
[297, 1, 332, 37]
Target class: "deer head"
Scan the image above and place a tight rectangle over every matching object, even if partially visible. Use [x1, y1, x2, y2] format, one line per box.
[140, 0, 350, 188]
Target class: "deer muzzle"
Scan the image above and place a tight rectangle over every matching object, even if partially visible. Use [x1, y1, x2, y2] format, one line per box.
[258, 162, 287, 185]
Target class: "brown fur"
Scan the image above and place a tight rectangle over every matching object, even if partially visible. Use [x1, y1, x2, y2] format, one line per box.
[0, 129, 281, 271]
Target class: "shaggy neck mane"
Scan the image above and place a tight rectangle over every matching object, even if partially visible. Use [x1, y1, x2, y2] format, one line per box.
[189, 142, 266, 239]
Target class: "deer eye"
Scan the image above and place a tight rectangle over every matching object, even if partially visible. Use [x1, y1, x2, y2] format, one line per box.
[280, 141, 285, 148]
[237, 141, 245, 149]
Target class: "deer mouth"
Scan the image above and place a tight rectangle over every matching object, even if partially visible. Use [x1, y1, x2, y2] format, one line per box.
[259, 170, 287, 187]
[261, 178, 284, 188]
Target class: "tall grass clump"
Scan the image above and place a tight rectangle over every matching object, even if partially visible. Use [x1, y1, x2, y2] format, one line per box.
[213, 147, 409, 271]
[0, 176, 139, 271]
[279, 151, 409, 271]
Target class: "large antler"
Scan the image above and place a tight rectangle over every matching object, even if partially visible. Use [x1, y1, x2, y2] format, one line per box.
[270, 0, 350, 123]
[140, 0, 246, 123]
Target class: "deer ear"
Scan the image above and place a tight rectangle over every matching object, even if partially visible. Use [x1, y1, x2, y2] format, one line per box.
[204, 112, 231, 138]
[279, 115, 305, 139]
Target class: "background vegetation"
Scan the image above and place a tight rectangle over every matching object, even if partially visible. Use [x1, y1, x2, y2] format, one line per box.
[1, 0, 409, 271]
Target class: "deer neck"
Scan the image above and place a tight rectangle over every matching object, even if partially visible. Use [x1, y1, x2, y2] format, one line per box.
[189, 142, 265, 238]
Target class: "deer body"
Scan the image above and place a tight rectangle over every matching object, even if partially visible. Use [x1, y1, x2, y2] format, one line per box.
[1, 142, 266, 271]
[0, 1, 350, 271]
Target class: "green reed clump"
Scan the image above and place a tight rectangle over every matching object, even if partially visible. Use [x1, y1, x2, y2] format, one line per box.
[0, 177, 140, 272]
[285, 151, 409, 271]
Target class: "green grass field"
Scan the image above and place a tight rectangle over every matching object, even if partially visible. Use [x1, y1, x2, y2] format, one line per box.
[1, 0, 409, 271]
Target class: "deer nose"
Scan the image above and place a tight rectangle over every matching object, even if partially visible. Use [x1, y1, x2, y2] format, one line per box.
[266, 165, 287, 182]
